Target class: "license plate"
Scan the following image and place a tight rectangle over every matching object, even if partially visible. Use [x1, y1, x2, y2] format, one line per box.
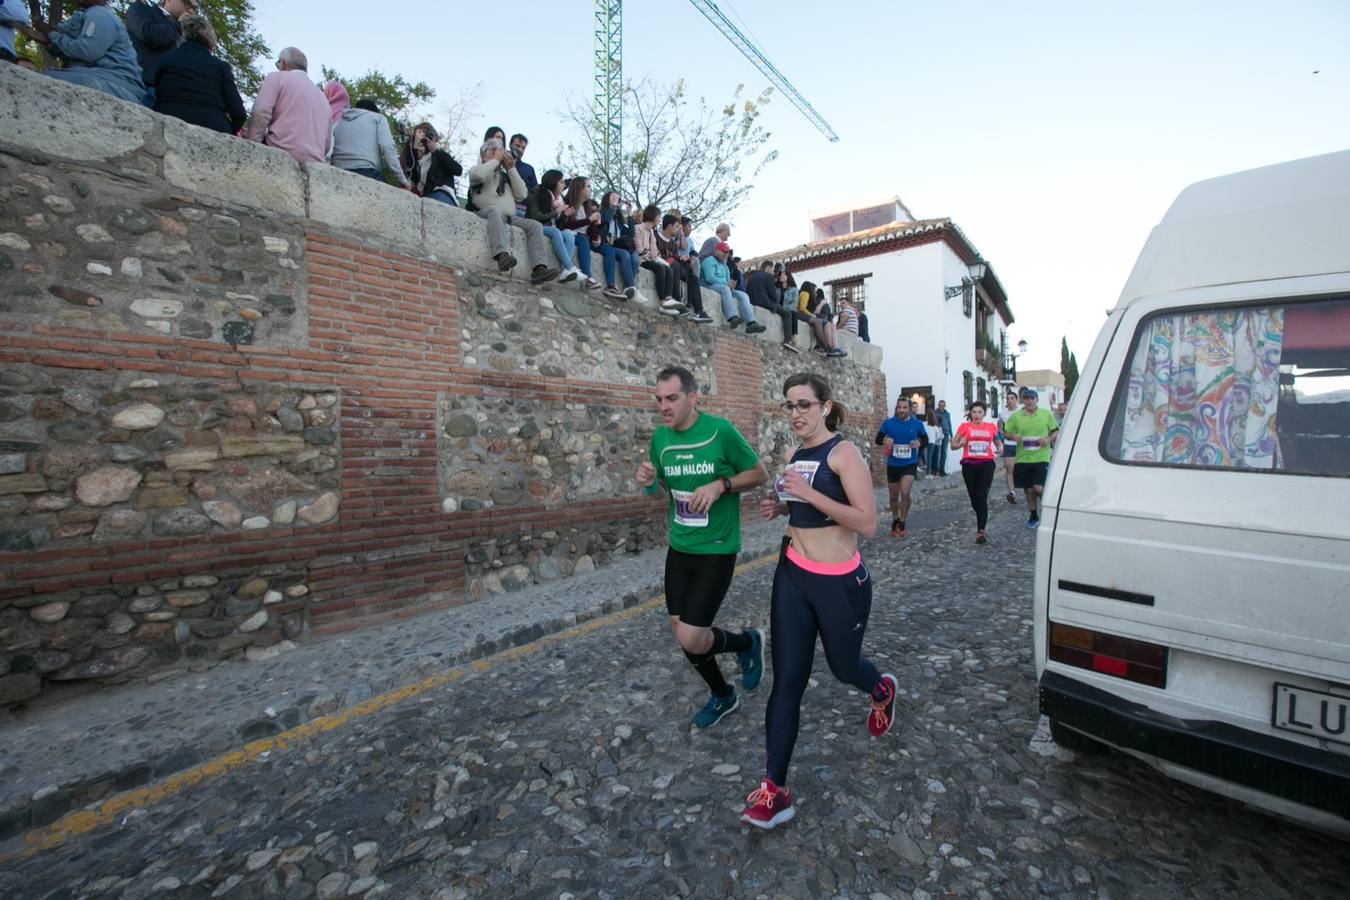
[1271, 683, 1350, 746]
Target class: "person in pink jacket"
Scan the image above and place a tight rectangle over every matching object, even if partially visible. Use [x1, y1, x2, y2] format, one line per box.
[245, 47, 331, 164]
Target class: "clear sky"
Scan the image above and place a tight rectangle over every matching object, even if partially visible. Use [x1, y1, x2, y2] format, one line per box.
[254, 0, 1350, 372]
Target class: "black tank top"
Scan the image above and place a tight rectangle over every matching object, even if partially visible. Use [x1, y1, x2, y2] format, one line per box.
[784, 434, 849, 528]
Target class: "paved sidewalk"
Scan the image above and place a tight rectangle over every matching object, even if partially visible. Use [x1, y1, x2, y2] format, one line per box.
[0, 477, 961, 842]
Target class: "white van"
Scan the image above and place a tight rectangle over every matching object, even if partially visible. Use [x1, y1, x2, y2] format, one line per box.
[1033, 149, 1350, 835]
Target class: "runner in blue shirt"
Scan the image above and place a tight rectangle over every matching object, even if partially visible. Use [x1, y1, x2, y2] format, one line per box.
[874, 396, 929, 537]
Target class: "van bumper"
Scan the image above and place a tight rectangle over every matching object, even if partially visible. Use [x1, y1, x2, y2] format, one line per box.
[1039, 670, 1350, 820]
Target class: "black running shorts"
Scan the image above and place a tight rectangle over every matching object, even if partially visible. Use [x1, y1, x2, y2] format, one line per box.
[664, 548, 738, 627]
[1013, 461, 1049, 489]
[886, 465, 918, 483]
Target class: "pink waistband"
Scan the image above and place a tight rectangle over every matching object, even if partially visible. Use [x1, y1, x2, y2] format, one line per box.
[785, 543, 861, 576]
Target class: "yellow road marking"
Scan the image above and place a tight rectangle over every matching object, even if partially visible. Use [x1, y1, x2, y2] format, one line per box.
[3, 551, 780, 863]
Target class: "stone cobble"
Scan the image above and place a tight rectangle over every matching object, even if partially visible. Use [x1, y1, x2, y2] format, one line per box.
[0, 479, 1345, 898]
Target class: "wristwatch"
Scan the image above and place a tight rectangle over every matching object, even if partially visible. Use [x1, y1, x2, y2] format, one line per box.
[720, 476, 734, 494]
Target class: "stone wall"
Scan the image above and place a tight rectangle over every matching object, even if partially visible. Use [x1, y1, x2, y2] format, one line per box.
[0, 65, 888, 705]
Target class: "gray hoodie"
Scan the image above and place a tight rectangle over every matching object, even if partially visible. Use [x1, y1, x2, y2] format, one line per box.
[329, 108, 410, 186]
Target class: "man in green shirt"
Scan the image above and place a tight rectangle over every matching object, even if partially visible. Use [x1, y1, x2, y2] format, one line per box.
[1001, 387, 1058, 528]
[636, 365, 769, 728]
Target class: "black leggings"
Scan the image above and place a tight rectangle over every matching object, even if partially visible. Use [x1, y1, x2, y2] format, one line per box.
[641, 260, 676, 299]
[961, 461, 995, 530]
[765, 541, 880, 785]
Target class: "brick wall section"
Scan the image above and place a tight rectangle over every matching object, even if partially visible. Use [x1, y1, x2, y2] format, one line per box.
[0, 228, 888, 695]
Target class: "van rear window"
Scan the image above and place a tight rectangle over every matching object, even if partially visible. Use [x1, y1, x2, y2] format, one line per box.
[1103, 297, 1350, 477]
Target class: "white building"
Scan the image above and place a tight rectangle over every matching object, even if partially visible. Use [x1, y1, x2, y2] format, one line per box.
[1015, 369, 1066, 408]
[751, 199, 1016, 468]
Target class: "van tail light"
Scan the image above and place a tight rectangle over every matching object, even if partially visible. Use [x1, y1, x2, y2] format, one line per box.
[1049, 622, 1168, 688]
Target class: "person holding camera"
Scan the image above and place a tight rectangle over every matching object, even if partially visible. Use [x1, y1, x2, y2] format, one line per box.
[525, 169, 589, 285]
[402, 123, 463, 206]
[468, 137, 558, 285]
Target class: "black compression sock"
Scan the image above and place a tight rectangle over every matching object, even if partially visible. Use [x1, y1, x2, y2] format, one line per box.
[710, 627, 751, 654]
[684, 649, 733, 697]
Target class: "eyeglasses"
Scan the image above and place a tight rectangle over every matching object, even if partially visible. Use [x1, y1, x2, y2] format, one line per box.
[780, 400, 819, 413]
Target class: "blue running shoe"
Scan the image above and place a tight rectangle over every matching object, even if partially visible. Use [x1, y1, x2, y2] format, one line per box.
[1027, 515, 1040, 529]
[692, 692, 740, 729]
[738, 628, 765, 692]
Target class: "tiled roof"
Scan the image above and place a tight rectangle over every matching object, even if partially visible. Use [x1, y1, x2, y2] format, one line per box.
[745, 218, 1013, 325]
[745, 217, 957, 267]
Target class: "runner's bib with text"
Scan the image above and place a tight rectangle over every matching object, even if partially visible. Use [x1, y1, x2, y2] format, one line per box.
[670, 490, 708, 527]
[775, 460, 820, 502]
[891, 444, 913, 461]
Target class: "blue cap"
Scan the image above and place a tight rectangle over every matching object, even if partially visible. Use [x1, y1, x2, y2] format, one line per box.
[1020, 387, 1038, 399]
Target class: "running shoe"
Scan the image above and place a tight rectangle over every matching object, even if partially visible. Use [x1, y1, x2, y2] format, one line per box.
[1006, 491, 1016, 504]
[975, 531, 987, 544]
[692, 691, 739, 729]
[530, 265, 559, 285]
[781, 341, 800, 353]
[738, 628, 764, 692]
[602, 285, 626, 301]
[726, 316, 742, 329]
[624, 286, 637, 300]
[895, 521, 908, 538]
[740, 779, 794, 830]
[826, 347, 848, 358]
[745, 322, 767, 334]
[690, 311, 714, 323]
[582, 277, 601, 291]
[558, 266, 580, 283]
[1027, 515, 1040, 529]
[867, 673, 899, 737]
[889, 518, 901, 537]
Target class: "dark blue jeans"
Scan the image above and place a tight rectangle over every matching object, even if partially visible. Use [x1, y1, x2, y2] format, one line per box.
[599, 244, 638, 288]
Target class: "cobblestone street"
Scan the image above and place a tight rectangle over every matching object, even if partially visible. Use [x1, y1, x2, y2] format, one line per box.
[2, 482, 1345, 899]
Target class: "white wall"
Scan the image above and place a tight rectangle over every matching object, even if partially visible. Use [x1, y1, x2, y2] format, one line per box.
[792, 240, 1008, 471]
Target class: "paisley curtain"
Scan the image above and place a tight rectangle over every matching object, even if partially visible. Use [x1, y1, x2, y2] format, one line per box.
[1118, 308, 1284, 468]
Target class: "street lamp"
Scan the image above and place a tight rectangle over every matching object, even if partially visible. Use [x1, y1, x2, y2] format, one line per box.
[944, 257, 988, 316]
[1003, 338, 1028, 386]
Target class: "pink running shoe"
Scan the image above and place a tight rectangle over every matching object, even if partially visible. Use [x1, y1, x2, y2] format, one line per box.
[740, 779, 794, 830]
[868, 673, 899, 737]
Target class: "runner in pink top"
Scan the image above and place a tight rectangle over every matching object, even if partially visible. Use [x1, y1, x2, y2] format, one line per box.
[950, 400, 1001, 543]
[244, 48, 332, 164]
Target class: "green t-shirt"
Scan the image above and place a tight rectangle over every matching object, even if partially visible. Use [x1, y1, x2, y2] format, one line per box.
[648, 413, 759, 555]
[1003, 407, 1058, 463]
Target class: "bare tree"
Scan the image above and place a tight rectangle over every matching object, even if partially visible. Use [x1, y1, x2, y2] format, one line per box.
[434, 81, 485, 158]
[557, 78, 778, 225]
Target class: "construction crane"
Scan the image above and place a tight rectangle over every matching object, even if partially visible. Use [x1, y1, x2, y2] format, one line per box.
[592, 0, 838, 183]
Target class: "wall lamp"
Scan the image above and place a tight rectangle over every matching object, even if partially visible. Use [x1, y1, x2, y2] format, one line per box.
[944, 258, 988, 300]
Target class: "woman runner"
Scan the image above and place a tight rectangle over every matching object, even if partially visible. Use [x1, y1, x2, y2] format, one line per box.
[949, 400, 1001, 543]
[741, 373, 898, 830]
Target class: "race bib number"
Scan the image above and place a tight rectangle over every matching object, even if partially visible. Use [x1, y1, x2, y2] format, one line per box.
[1021, 436, 1042, 449]
[968, 440, 990, 457]
[670, 490, 708, 527]
[891, 444, 913, 460]
[775, 460, 820, 502]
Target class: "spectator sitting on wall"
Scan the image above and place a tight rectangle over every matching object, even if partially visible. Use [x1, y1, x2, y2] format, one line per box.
[402, 123, 462, 206]
[20, 0, 144, 103]
[556, 176, 602, 291]
[659, 213, 710, 323]
[330, 98, 411, 187]
[125, 0, 191, 92]
[701, 242, 764, 333]
[635, 204, 686, 316]
[598, 191, 642, 303]
[698, 222, 730, 260]
[797, 281, 845, 358]
[747, 260, 798, 352]
[245, 47, 332, 164]
[149, 14, 245, 135]
[1, 0, 32, 64]
[524, 168, 583, 284]
[670, 216, 712, 323]
[730, 255, 746, 293]
[468, 136, 559, 285]
[323, 79, 348, 126]
[509, 133, 537, 215]
[836, 296, 860, 337]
